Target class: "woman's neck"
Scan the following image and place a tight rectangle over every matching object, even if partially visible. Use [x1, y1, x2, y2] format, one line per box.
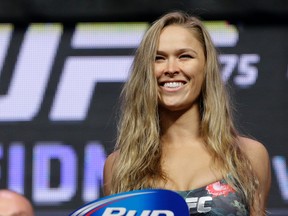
[159, 105, 202, 146]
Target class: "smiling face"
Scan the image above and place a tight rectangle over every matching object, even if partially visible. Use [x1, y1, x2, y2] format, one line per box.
[155, 25, 206, 112]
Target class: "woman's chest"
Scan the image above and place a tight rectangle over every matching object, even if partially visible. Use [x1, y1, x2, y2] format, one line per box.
[160, 146, 223, 191]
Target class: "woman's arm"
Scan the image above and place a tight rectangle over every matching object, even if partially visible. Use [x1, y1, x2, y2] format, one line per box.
[239, 137, 271, 215]
[103, 151, 118, 196]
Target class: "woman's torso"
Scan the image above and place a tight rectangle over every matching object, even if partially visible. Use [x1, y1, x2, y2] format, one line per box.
[160, 141, 249, 215]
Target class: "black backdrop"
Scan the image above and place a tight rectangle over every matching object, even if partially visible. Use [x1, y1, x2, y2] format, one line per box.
[1, 0, 288, 22]
[0, 1, 287, 215]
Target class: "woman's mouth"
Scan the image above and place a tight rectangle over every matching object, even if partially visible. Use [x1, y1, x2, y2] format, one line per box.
[161, 81, 186, 88]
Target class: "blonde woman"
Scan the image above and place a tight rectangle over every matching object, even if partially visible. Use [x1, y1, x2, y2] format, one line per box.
[103, 11, 271, 215]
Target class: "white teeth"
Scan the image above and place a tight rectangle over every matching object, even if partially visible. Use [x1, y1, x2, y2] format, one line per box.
[163, 82, 184, 88]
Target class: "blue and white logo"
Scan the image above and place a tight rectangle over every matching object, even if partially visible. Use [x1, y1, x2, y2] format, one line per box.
[69, 189, 189, 216]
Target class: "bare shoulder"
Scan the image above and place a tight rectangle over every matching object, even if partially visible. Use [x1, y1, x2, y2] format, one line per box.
[105, 150, 119, 169]
[238, 136, 271, 206]
[238, 136, 270, 163]
[103, 150, 119, 196]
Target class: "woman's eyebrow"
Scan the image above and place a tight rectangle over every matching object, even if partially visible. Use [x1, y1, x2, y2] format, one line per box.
[177, 48, 197, 55]
[156, 48, 197, 55]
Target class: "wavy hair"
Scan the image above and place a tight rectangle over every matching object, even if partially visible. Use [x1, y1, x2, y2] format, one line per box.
[110, 11, 260, 213]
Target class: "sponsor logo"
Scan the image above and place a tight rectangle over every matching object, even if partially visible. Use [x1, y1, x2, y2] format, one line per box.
[186, 196, 212, 213]
[70, 189, 189, 216]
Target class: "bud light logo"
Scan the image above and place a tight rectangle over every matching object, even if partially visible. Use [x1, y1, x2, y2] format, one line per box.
[70, 189, 189, 216]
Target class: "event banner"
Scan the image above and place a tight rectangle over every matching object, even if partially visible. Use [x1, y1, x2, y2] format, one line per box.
[0, 21, 287, 215]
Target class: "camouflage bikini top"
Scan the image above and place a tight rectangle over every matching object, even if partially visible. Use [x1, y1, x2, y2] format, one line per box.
[176, 179, 249, 215]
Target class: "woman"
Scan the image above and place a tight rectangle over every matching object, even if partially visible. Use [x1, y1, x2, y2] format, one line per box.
[103, 11, 271, 215]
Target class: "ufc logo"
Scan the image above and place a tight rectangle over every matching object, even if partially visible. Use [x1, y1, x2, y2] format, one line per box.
[0, 23, 146, 121]
[186, 196, 212, 213]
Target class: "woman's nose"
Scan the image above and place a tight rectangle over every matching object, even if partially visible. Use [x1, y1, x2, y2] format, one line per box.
[164, 59, 179, 77]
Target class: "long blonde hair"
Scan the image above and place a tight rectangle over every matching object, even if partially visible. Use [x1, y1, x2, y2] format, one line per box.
[111, 11, 259, 212]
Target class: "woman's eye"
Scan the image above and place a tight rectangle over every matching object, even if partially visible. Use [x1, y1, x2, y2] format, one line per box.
[155, 55, 165, 61]
[180, 54, 192, 59]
